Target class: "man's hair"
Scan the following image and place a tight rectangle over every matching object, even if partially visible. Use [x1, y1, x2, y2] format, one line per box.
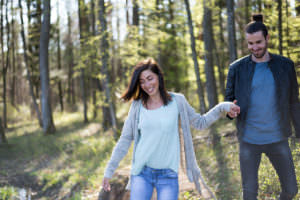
[245, 14, 268, 38]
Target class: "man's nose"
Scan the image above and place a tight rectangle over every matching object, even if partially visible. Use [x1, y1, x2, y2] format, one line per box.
[252, 45, 259, 50]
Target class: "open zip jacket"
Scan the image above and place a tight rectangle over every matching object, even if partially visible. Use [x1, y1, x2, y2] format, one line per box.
[225, 53, 300, 140]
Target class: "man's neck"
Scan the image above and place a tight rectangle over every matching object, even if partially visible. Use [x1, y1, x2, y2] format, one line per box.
[251, 51, 270, 63]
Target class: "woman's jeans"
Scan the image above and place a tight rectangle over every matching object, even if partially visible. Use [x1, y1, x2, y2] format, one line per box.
[239, 140, 298, 200]
[130, 166, 179, 200]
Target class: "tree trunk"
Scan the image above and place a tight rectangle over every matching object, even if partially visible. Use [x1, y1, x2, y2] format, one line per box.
[226, 0, 237, 63]
[0, 117, 7, 143]
[19, 0, 43, 127]
[132, 0, 139, 26]
[56, 2, 63, 112]
[203, 0, 218, 109]
[39, 0, 56, 134]
[66, 12, 75, 106]
[245, 0, 249, 23]
[78, 0, 88, 123]
[297, 0, 300, 16]
[277, 0, 283, 55]
[155, 0, 162, 67]
[10, 0, 16, 107]
[184, 0, 206, 114]
[126, 0, 130, 25]
[257, 0, 262, 12]
[1, 0, 8, 128]
[99, 0, 118, 139]
[216, 0, 226, 98]
[91, 0, 97, 119]
[285, 0, 291, 58]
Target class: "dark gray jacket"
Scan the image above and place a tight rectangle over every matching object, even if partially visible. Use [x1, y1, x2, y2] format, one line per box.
[225, 53, 300, 140]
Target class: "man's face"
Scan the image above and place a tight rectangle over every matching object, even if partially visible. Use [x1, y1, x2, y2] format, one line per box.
[246, 31, 269, 59]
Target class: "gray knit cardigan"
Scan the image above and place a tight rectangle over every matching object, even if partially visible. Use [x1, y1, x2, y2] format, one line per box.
[104, 92, 233, 194]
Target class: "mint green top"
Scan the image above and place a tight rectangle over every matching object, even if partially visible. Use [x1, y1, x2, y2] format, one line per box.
[132, 98, 180, 175]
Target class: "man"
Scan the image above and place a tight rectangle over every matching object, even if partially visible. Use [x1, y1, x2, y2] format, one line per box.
[225, 14, 300, 200]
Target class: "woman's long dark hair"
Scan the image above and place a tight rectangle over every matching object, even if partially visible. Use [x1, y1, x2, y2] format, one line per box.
[121, 58, 171, 106]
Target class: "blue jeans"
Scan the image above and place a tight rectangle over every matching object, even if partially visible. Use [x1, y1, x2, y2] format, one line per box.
[239, 140, 298, 200]
[130, 166, 179, 200]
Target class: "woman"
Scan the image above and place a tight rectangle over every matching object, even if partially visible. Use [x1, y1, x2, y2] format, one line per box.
[102, 58, 240, 200]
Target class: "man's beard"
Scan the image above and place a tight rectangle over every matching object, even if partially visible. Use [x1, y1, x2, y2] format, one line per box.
[252, 44, 268, 59]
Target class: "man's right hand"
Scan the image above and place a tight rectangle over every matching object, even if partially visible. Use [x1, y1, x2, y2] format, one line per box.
[227, 100, 240, 118]
[102, 177, 111, 192]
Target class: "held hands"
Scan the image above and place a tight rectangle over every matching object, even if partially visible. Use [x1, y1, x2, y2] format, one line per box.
[227, 100, 240, 118]
[102, 177, 111, 192]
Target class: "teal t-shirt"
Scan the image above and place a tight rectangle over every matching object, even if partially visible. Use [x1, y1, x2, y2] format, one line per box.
[243, 62, 284, 144]
[132, 98, 180, 175]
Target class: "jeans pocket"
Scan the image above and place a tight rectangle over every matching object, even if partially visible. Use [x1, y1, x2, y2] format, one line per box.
[163, 169, 178, 179]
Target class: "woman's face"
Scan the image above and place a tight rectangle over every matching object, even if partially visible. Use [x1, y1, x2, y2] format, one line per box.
[139, 69, 160, 98]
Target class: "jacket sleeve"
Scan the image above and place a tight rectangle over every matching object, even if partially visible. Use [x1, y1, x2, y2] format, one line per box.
[289, 62, 300, 138]
[103, 102, 135, 178]
[225, 64, 236, 120]
[183, 95, 232, 130]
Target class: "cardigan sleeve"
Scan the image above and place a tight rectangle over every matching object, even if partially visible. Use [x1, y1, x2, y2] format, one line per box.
[183, 96, 233, 130]
[103, 102, 136, 178]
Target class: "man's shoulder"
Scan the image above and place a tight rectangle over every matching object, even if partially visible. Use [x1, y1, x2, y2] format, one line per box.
[270, 53, 294, 65]
[229, 55, 251, 69]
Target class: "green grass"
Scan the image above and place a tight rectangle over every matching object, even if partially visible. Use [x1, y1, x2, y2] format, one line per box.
[0, 111, 119, 199]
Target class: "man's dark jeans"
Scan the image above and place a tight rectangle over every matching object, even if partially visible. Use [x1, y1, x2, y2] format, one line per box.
[239, 140, 298, 200]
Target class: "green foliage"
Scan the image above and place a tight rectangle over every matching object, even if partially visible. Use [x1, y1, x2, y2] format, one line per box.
[0, 187, 16, 200]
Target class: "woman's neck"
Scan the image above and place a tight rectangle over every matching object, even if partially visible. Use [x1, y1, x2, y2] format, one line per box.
[146, 94, 163, 109]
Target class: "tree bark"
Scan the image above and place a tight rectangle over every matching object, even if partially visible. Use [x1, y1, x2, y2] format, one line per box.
[132, 0, 139, 26]
[216, 0, 226, 98]
[245, 0, 249, 23]
[203, 0, 218, 109]
[155, 0, 162, 67]
[39, 0, 56, 134]
[0, 117, 6, 143]
[66, 12, 75, 106]
[1, 0, 8, 128]
[297, 0, 300, 16]
[19, 0, 43, 127]
[56, 2, 63, 112]
[78, 0, 88, 123]
[10, 0, 16, 107]
[226, 0, 237, 63]
[184, 0, 206, 114]
[285, 0, 291, 58]
[277, 0, 283, 55]
[91, 0, 98, 119]
[99, 0, 118, 138]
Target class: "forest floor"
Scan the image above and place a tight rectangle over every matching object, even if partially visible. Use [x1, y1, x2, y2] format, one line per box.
[0, 111, 210, 199]
[0, 110, 299, 200]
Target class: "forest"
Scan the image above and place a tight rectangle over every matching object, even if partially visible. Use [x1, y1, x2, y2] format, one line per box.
[0, 0, 299, 199]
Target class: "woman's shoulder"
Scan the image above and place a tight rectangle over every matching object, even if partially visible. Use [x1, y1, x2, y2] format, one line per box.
[169, 92, 184, 98]
[168, 92, 187, 104]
